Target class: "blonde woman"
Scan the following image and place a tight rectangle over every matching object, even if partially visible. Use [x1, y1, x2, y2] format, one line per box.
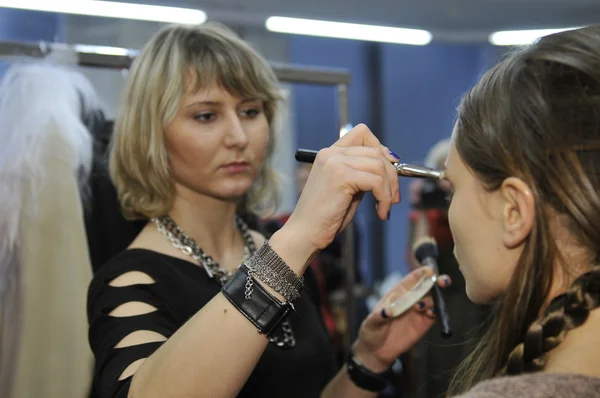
[88, 23, 448, 398]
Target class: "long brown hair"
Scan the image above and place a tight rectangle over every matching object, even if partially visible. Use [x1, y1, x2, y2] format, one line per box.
[448, 26, 600, 394]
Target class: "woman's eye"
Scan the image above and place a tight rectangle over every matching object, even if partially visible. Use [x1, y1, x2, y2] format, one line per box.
[242, 108, 261, 118]
[193, 112, 216, 122]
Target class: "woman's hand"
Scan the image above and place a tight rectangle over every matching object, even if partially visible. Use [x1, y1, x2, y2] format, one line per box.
[284, 124, 400, 254]
[353, 267, 452, 373]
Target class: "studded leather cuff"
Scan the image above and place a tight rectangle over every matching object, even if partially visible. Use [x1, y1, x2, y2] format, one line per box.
[222, 264, 293, 337]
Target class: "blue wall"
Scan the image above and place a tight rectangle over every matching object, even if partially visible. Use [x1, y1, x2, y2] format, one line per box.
[0, 9, 65, 75]
[289, 37, 375, 149]
[0, 9, 65, 41]
[289, 36, 379, 285]
[289, 36, 500, 281]
[379, 43, 499, 275]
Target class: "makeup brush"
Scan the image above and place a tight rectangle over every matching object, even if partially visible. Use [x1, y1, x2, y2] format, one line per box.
[413, 236, 453, 338]
[295, 149, 444, 179]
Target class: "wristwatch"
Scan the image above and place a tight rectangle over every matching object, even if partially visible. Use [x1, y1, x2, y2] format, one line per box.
[346, 347, 399, 392]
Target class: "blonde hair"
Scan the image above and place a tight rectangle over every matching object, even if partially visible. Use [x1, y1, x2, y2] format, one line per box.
[110, 22, 283, 220]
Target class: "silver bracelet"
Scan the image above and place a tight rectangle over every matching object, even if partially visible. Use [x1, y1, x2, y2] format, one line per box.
[245, 241, 304, 302]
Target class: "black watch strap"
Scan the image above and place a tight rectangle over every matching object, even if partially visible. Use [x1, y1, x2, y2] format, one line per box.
[222, 265, 292, 337]
[346, 347, 390, 392]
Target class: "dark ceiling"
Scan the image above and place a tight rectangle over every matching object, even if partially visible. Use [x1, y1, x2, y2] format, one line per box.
[162, 0, 600, 42]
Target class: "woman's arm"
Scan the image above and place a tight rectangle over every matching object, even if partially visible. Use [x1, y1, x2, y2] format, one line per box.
[322, 267, 450, 398]
[126, 228, 316, 398]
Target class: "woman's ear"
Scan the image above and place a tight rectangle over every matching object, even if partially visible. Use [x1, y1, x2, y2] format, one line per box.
[500, 177, 535, 248]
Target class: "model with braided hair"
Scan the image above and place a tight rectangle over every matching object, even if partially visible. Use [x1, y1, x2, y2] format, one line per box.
[441, 25, 600, 397]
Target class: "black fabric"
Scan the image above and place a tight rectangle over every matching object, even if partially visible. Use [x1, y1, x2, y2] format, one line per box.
[87, 249, 337, 398]
[84, 121, 145, 272]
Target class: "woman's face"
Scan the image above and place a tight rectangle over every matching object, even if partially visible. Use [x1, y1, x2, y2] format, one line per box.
[164, 83, 270, 203]
[444, 130, 526, 304]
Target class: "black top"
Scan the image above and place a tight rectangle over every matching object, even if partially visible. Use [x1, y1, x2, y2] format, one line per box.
[87, 249, 337, 398]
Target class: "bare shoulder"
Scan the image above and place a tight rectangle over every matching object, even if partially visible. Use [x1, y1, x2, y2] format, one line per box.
[249, 229, 267, 247]
[128, 223, 190, 263]
[128, 223, 159, 250]
[544, 307, 600, 378]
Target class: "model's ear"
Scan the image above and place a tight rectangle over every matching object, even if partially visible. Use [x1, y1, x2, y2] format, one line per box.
[500, 177, 535, 248]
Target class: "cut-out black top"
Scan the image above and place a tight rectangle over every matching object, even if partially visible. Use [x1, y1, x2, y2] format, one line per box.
[87, 249, 337, 398]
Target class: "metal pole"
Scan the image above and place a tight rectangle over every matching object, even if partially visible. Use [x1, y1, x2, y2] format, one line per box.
[0, 41, 353, 86]
[337, 83, 356, 351]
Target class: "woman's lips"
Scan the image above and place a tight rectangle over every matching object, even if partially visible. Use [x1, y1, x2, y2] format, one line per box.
[221, 162, 249, 173]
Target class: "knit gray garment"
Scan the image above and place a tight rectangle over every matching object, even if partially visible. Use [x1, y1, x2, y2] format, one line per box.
[456, 373, 600, 397]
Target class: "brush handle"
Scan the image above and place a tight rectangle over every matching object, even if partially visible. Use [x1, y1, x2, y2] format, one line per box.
[295, 149, 319, 163]
[432, 284, 452, 338]
[294, 149, 442, 179]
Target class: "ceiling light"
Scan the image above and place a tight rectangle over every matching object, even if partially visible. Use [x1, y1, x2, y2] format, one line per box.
[489, 27, 579, 46]
[266, 16, 431, 45]
[0, 0, 206, 25]
[73, 44, 138, 57]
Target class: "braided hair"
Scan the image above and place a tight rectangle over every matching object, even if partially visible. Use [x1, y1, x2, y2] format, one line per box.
[506, 270, 600, 374]
[448, 25, 600, 395]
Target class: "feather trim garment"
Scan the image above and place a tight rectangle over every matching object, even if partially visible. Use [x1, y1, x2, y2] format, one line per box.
[0, 61, 100, 398]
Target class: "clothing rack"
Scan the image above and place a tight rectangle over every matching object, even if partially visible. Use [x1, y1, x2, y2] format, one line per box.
[0, 40, 352, 85]
[0, 38, 358, 349]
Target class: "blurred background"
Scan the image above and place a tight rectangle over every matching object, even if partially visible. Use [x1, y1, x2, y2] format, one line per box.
[0, 1, 598, 397]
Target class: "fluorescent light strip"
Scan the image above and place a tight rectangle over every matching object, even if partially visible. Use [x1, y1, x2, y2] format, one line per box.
[0, 0, 206, 25]
[266, 16, 431, 45]
[489, 27, 579, 46]
[73, 44, 138, 57]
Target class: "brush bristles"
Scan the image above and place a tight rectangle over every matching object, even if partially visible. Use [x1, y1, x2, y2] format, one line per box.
[413, 236, 439, 263]
[412, 236, 436, 252]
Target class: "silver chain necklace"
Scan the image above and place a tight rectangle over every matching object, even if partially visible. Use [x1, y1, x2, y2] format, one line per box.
[151, 215, 296, 348]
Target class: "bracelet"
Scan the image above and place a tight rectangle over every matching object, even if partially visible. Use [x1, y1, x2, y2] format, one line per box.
[222, 264, 292, 337]
[346, 347, 391, 392]
[246, 241, 304, 302]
